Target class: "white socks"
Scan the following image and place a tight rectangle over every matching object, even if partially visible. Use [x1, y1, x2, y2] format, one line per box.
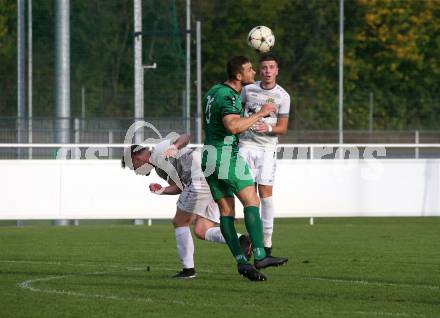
[261, 196, 275, 248]
[175, 226, 245, 268]
[204, 227, 226, 243]
[204, 227, 243, 244]
[175, 226, 194, 269]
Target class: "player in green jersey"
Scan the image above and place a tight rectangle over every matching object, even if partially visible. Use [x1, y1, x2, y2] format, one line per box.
[202, 56, 288, 281]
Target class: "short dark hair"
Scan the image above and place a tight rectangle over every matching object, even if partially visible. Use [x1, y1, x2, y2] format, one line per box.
[226, 56, 250, 80]
[260, 54, 279, 65]
[121, 144, 147, 169]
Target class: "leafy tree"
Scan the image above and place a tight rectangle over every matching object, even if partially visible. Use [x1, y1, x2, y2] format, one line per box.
[277, 0, 340, 130]
[1, 0, 440, 131]
[345, 0, 440, 129]
[0, 0, 17, 116]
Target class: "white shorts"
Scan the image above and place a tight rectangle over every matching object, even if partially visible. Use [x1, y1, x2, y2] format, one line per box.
[176, 179, 220, 224]
[238, 146, 277, 186]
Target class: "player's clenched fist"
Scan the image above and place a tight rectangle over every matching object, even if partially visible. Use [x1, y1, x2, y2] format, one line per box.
[149, 183, 163, 194]
[162, 144, 178, 158]
[258, 103, 276, 117]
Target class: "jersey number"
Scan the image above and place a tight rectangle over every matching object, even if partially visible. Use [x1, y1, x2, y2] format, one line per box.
[205, 96, 214, 124]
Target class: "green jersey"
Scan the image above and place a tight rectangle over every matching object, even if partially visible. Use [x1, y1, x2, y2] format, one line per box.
[201, 83, 254, 200]
[203, 83, 243, 149]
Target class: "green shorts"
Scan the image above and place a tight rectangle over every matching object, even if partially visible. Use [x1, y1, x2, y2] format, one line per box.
[202, 146, 255, 200]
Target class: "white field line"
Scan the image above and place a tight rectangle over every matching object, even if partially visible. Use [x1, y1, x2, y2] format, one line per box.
[0, 259, 216, 273]
[5, 259, 438, 291]
[17, 269, 154, 304]
[0, 259, 123, 268]
[305, 276, 440, 291]
[3, 260, 185, 304]
[17, 272, 425, 317]
[2, 259, 436, 316]
[337, 310, 426, 318]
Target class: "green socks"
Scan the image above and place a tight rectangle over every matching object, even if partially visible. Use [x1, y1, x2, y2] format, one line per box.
[220, 216, 248, 264]
[220, 207, 267, 263]
[244, 206, 266, 260]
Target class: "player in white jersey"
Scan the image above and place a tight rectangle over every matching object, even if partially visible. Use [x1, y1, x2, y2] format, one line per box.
[239, 55, 290, 257]
[122, 133, 251, 279]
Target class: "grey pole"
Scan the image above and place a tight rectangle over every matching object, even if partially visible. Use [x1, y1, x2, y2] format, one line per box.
[81, 86, 85, 130]
[369, 92, 374, 135]
[16, 0, 24, 232]
[17, 0, 25, 159]
[133, 0, 144, 226]
[54, 0, 71, 226]
[108, 130, 114, 158]
[55, 0, 71, 145]
[28, 0, 33, 159]
[134, 0, 144, 139]
[182, 90, 186, 129]
[185, 0, 191, 135]
[196, 21, 202, 144]
[74, 118, 80, 157]
[415, 130, 419, 159]
[338, 0, 344, 145]
[72, 117, 80, 227]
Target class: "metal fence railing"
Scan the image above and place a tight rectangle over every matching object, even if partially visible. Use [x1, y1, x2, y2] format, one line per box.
[3, 117, 440, 143]
[1, 143, 440, 160]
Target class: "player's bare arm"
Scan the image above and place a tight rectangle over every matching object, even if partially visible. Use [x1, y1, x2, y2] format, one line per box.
[172, 134, 190, 150]
[222, 103, 276, 135]
[149, 179, 182, 195]
[162, 134, 190, 158]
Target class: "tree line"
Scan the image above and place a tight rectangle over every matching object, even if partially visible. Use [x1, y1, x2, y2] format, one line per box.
[1, 0, 439, 130]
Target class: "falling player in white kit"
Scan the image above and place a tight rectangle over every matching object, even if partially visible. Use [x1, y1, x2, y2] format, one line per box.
[239, 55, 290, 257]
[122, 133, 252, 279]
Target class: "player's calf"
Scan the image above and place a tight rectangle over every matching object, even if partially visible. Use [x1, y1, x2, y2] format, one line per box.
[239, 234, 253, 260]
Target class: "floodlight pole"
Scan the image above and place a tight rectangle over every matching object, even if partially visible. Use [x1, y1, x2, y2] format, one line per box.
[28, 0, 33, 160]
[81, 86, 86, 130]
[54, 0, 71, 147]
[369, 92, 374, 142]
[134, 0, 144, 140]
[16, 0, 30, 226]
[196, 21, 202, 144]
[133, 0, 145, 226]
[185, 0, 191, 135]
[17, 0, 25, 159]
[54, 0, 71, 226]
[338, 0, 344, 145]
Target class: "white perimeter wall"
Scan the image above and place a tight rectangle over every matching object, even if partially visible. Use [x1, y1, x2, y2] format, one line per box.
[1, 159, 440, 220]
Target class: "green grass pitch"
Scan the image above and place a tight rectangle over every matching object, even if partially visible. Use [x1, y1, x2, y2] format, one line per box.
[0, 218, 439, 318]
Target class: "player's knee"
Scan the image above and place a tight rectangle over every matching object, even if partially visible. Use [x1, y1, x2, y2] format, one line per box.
[258, 186, 273, 198]
[171, 218, 180, 228]
[172, 215, 191, 228]
[237, 186, 260, 207]
[246, 194, 260, 207]
[193, 226, 206, 240]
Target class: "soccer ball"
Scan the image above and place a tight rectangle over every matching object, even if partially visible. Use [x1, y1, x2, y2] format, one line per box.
[247, 26, 275, 53]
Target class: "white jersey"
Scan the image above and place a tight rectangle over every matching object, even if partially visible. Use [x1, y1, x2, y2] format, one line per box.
[150, 136, 208, 189]
[150, 137, 194, 189]
[239, 81, 290, 150]
[150, 137, 220, 223]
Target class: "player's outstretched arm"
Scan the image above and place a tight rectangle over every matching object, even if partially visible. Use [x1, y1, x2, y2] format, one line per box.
[222, 103, 276, 135]
[162, 134, 191, 158]
[173, 134, 190, 149]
